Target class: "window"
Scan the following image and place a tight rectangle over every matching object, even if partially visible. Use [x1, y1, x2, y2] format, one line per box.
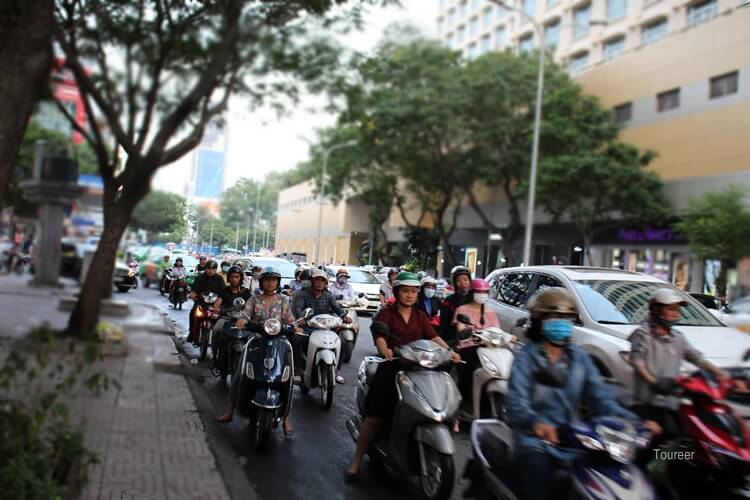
[438, 17, 445, 34]
[480, 34, 491, 54]
[533, 274, 564, 294]
[641, 18, 667, 46]
[657, 88, 680, 112]
[497, 273, 534, 308]
[613, 102, 632, 123]
[441, 0, 448, 10]
[458, 25, 466, 44]
[470, 16, 480, 36]
[547, 0, 560, 6]
[545, 21, 560, 47]
[459, 1, 468, 19]
[496, 5, 507, 18]
[447, 9, 456, 28]
[569, 51, 589, 74]
[495, 26, 507, 48]
[687, 0, 718, 27]
[607, 0, 627, 21]
[574, 4, 591, 38]
[482, 8, 493, 29]
[468, 43, 479, 59]
[603, 36, 625, 61]
[710, 71, 739, 99]
[489, 275, 503, 300]
[472, 0, 482, 10]
[519, 35, 534, 54]
[522, 0, 535, 18]
[446, 33, 455, 48]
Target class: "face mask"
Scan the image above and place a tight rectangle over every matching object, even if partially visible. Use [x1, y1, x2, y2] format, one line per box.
[337, 277, 347, 285]
[221, 266, 230, 273]
[301, 280, 311, 289]
[424, 288, 436, 298]
[473, 293, 489, 305]
[542, 319, 573, 345]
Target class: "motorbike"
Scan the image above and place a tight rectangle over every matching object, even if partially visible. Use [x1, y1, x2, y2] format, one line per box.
[234, 311, 307, 449]
[335, 294, 367, 364]
[210, 298, 247, 384]
[649, 369, 750, 499]
[464, 416, 655, 500]
[346, 323, 461, 500]
[160, 268, 173, 296]
[170, 278, 188, 309]
[298, 312, 342, 410]
[195, 292, 219, 361]
[454, 314, 519, 421]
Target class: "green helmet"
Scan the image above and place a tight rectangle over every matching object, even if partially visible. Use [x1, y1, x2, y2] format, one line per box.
[393, 271, 421, 288]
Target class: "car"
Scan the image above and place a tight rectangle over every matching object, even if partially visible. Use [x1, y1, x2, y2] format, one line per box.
[235, 256, 298, 289]
[138, 247, 170, 287]
[113, 261, 138, 293]
[485, 266, 750, 418]
[325, 266, 382, 313]
[719, 296, 750, 334]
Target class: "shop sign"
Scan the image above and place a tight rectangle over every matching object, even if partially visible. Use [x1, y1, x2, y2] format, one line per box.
[617, 228, 677, 243]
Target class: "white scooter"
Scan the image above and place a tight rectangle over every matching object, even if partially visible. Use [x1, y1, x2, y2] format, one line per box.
[455, 314, 519, 421]
[299, 311, 342, 410]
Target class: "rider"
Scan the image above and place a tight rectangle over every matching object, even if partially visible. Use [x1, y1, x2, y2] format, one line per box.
[345, 272, 461, 479]
[629, 288, 737, 450]
[189, 260, 225, 345]
[293, 268, 352, 384]
[331, 268, 356, 302]
[438, 265, 473, 345]
[169, 257, 187, 293]
[211, 265, 252, 374]
[415, 276, 439, 319]
[218, 260, 232, 286]
[159, 254, 172, 291]
[379, 268, 398, 304]
[289, 268, 306, 292]
[195, 255, 208, 275]
[217, 266, 297, 436]
[507, 288, 660, 500]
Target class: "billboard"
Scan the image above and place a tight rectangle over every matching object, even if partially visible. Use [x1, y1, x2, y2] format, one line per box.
[194, 149, 225, 199]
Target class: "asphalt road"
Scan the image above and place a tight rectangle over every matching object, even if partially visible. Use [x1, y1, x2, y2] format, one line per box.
[127, 285, 472, 500]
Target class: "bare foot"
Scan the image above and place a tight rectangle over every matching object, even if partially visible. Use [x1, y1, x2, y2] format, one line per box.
[217, 413, 233, 423]
[283, 418, 294, 435]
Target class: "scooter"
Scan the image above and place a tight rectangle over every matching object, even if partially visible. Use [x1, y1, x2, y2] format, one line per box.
[455, 314, 519, 421]
[335, 294, 366, 364]
[464, 416, 655, 500]
[650, 369, 750, 499]
[160, 268, 173, 296]
[212, 298, 248, 384]
[170, 278, 187, 309]
[346, 322, 461, 500]
[196, 292, 219, 361]
[298, 312, 342, 410]
[234, 313, 305, 450]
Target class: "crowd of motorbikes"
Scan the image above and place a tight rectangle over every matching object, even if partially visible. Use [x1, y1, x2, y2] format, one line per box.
[148, 263, 749, 500]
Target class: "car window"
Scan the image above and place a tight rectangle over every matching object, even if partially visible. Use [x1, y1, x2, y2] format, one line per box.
[346, 269, 380, 284]
[533, 274, 563, 293]
[497, 272, 534, 308]
[488, 274, 503, 300]
[252, 258, 297, 278]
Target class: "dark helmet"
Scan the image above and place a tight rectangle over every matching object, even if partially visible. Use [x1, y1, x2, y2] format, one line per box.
[450, 265, 471, 284]
[175, 257, 183, 264]
[298, 269, 311, 281]
[227, 265, 243, 279]
[206, 260, 218, 270]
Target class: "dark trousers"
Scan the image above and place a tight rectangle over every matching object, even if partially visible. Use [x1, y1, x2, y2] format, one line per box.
[511, 450, 556, 500]
[456, 346, 479, 408]
[632, 404, 681, 466]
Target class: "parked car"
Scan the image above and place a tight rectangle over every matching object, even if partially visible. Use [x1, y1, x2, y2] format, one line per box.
[113, 261, 138, 293]
[485, 266, 750, 418]
[325, 266, 381, 313]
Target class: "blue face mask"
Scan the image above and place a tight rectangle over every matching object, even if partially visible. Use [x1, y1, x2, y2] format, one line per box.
[542, 319, 573, 345]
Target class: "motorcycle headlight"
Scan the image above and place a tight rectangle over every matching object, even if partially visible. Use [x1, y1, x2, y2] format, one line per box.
[309, 316, 342, 330]
[416, 350, 442, 369]
[264, 318, 281, 336]
[195, 308, 203, 318]
[596, 424, 638, 464]
[127, 270, 135, 277]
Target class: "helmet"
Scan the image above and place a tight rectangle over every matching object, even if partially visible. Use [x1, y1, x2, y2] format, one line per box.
[528, 288, 577, 320]
[393, 272, 421, 288]
[650, 288, 686, 306]
[416, 271, 427, 280]
[206, 260, 218, 270]
[421, 276, 437, 287]
[175, 257, 183, 264]
[259, 266, 281, 281]
[298, 268, 311, 281]
[227, 265, 243, 278]
[450, 265, 471, 284]
[199, 255, 207, 261]
[387, 268, 398, 277]
[336, 268, 350, 278]
[295, 267, 304, 279]
[470, 278, 490, 293]
[311, 269, 328, 281]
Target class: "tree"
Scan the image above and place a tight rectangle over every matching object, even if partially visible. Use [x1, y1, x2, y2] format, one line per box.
[674, 188, 750, 297]
[53, 0, 380, 337]
[535, 142, 669, 266]
[0, 0, 55, 211]
[130, 191, 186, 239]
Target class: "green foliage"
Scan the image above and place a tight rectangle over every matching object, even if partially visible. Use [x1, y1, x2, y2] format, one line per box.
[131, 190, 187, 237]
[0, 324, 116, 499]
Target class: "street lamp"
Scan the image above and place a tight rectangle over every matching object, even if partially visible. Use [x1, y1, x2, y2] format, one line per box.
[488, 0, 605, 265]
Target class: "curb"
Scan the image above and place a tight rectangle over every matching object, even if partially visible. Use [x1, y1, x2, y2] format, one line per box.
[172, 331, 259, 500]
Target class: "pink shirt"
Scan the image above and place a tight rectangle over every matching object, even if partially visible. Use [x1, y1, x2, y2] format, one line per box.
[453, 304, 500, 329]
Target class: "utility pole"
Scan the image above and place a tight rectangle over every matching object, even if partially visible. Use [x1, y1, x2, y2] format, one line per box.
[235, 222, 240, 252]
[251, 182, 261, 254]
[209, 223, 214, 251]
[244, 216, 250, 254]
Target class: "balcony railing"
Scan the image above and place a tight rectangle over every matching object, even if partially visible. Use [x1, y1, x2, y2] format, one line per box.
[687, 0, 718, 27]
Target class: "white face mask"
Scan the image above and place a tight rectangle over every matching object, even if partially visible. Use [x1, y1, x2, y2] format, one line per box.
[473, 293, 489, 305]
[423, 288, 436, 298]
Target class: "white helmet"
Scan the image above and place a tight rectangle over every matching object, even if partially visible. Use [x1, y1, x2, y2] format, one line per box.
[650, 288, 686, 306]
[420, 276, 437, 287]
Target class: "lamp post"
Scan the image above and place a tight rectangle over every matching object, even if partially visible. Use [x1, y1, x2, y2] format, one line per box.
[488, 0, 605, 265]
[251, 182, 261, 254]
[313, 139, 357, 265]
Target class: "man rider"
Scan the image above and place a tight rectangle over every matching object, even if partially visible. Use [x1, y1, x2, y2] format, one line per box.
[379, 268, 398, 304]
[331, 268, 356, 302]
[159, 254, 172, 291]
[438, 265, 473, 345]
[218, 260, 232, 286]
[293, 268, 352, 384]
[195, 255, 208, 275]
[507, 288, 660, 500]
[189, 260, 225, 345]
[211, 265, 252, 373]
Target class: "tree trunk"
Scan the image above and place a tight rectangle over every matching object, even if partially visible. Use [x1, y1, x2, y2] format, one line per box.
[716, 259, 731, 299]
[0, 0, 54, 209]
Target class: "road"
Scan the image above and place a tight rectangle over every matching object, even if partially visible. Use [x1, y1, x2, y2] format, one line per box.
[128, 285, 472, 500]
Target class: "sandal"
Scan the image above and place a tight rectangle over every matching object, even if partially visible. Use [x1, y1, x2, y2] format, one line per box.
[336, 375, 345, 385]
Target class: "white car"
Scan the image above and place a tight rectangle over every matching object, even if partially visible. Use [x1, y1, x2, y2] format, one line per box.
[485, 266, 750, 417]
[326, 266, 382, 313]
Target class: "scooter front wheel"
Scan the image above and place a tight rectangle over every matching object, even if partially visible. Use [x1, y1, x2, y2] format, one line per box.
[320, 364, 335, 410]
[418, 443, 454, 500]
[251, 408, 273, 450]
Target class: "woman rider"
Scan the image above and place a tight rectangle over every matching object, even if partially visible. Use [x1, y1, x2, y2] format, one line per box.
[345, 272, 460, 478]
[217, 266, 298, 437]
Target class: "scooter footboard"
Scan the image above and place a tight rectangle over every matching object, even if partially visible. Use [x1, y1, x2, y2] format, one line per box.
[485, 379, 507, 393]
[414, 423, 456, 455]
[252, 387, 282, 409]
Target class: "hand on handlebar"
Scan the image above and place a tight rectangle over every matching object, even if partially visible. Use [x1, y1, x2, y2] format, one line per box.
[533, 422, 559, 446]
[643, 419, 662, 436]
[450, 351, 462, 363]
[381, 348, 394, 361]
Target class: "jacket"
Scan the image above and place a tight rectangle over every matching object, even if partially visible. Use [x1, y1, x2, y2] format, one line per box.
[507, 342, 637, 454]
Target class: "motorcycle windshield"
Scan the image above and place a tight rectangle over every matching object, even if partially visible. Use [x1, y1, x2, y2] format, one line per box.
[246, 336, 292, 383]
[405, 371, 460, 413]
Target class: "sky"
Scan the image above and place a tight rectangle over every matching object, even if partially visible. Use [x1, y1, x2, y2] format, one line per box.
[221, 1, 439, 186]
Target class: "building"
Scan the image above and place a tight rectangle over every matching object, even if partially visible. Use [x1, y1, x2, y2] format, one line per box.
[434, 0, 750, 291]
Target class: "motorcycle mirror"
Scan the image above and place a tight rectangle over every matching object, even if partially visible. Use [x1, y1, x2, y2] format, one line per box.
[335, 294, 344, 301]
[232, 297, 246, 310]
[534, 366, 568, 388]
[456, 314, 472, 325]
[358, 293, 365, 298]
[303, 307, 314, 319]
[283, 284, 290, 289]
[515, 317, 527, 328]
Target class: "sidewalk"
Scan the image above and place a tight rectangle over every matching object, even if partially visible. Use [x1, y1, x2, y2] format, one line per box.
[0, 275, 232, 500]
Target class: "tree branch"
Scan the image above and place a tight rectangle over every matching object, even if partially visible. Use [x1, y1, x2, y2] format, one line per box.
[467, 187, 502, 233]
